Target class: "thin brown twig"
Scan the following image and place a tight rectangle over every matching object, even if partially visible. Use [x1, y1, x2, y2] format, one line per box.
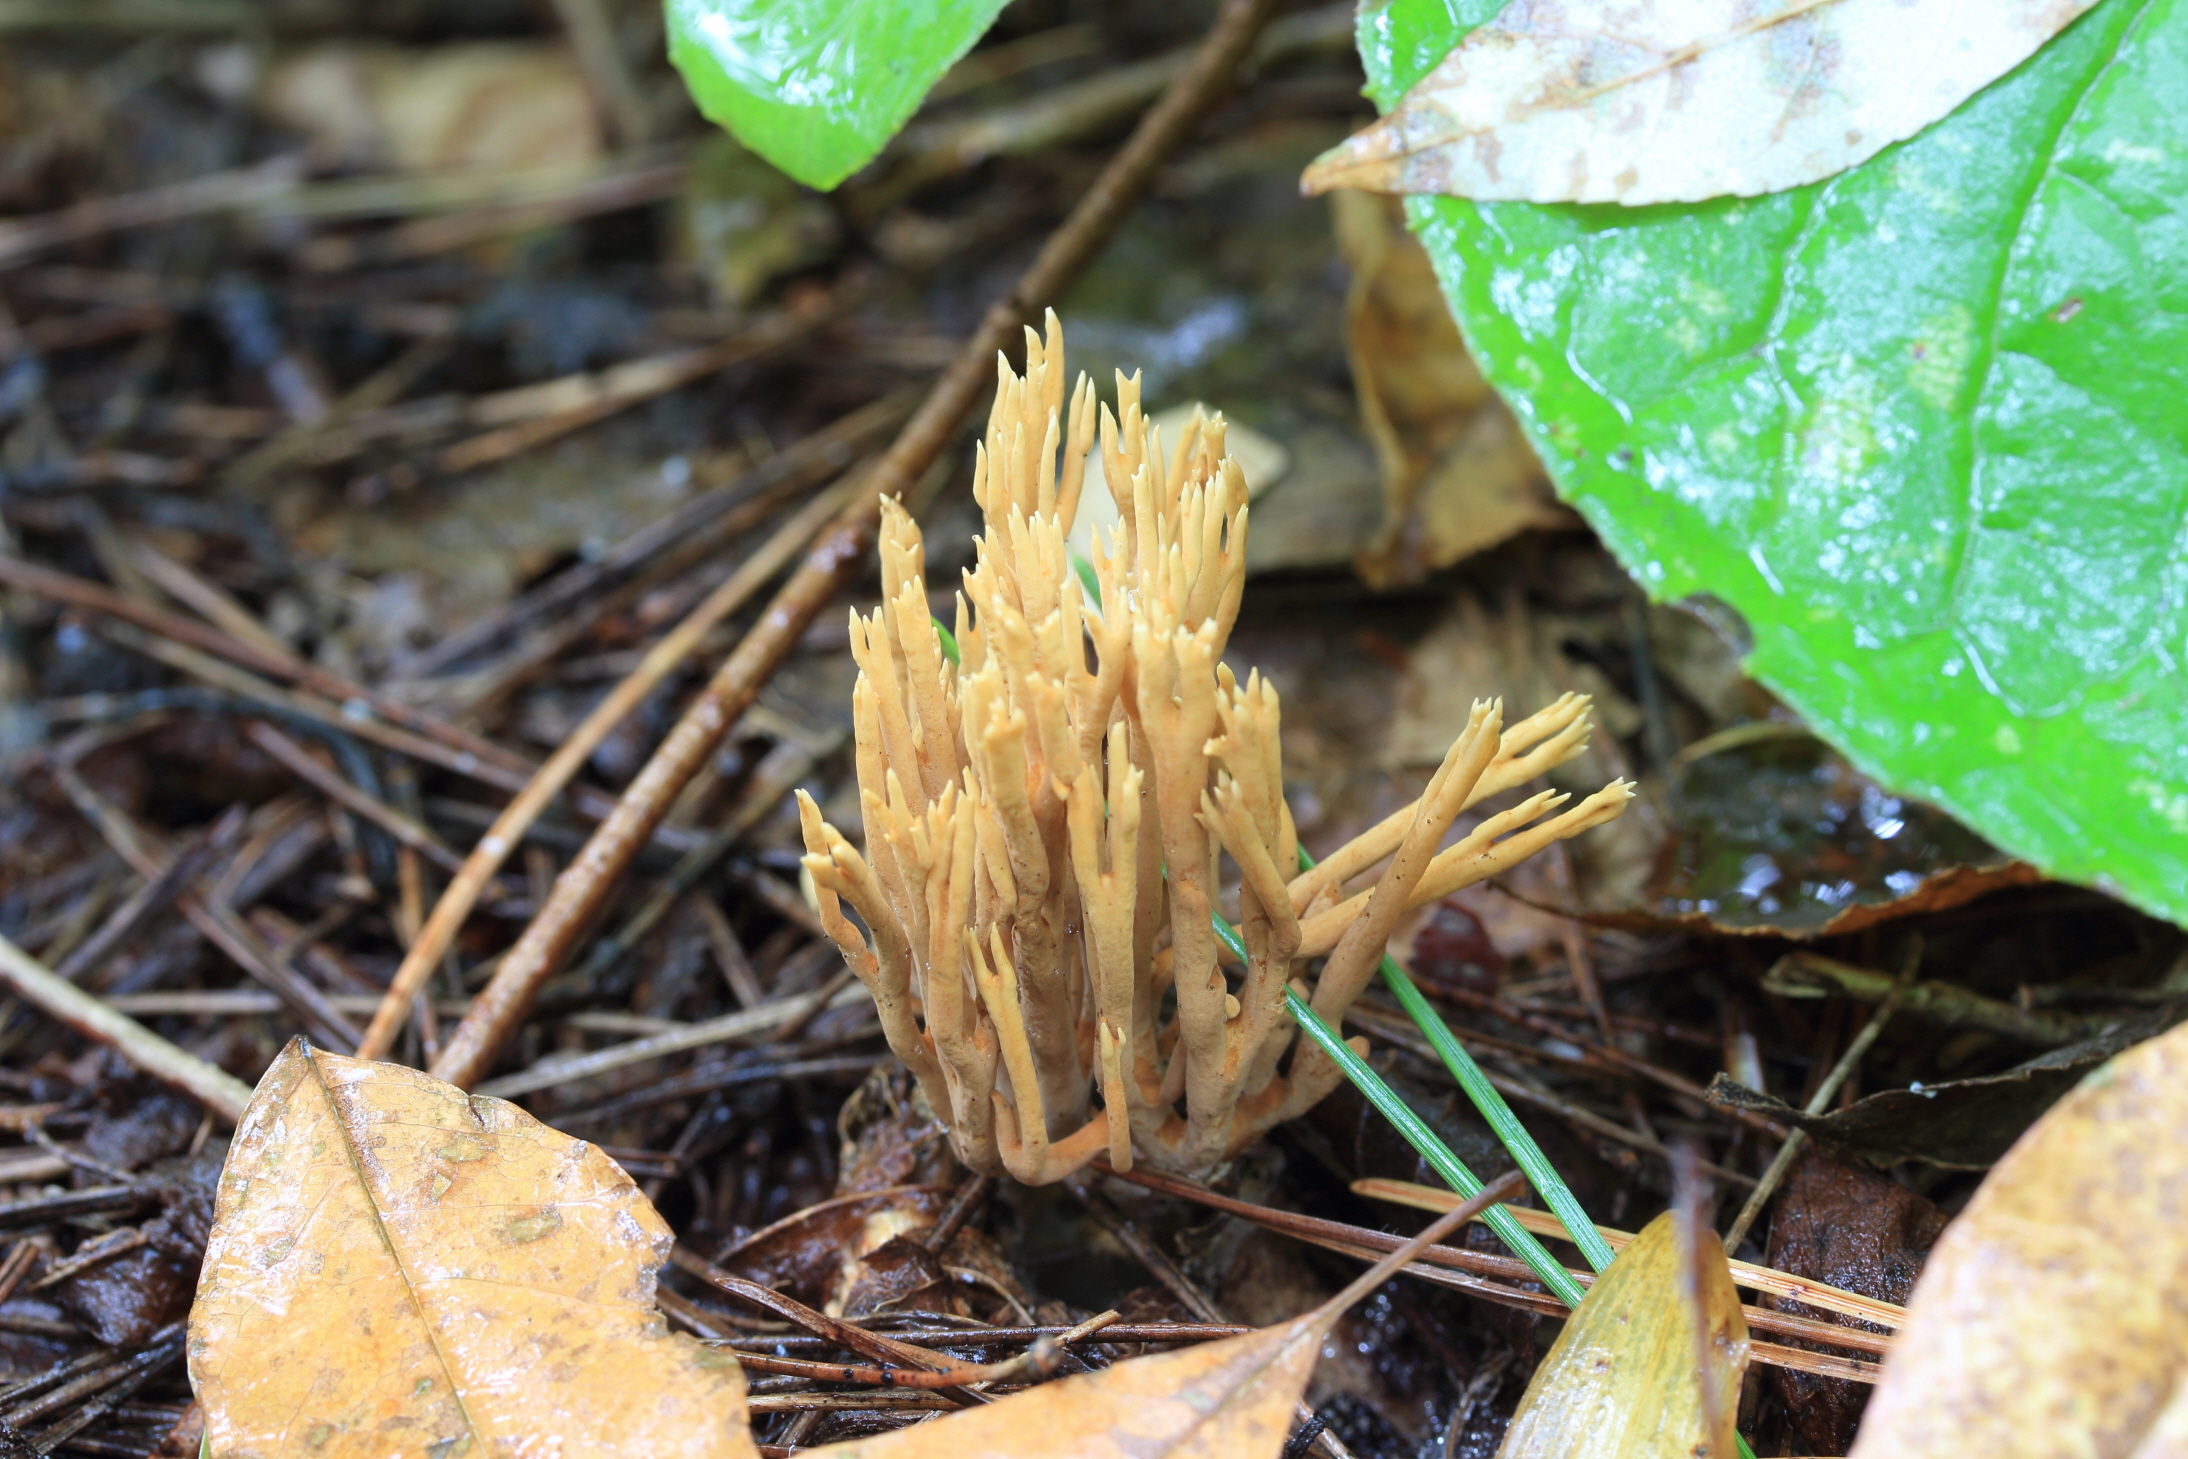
[355, 470, 867, 1059]
[428, 0, 1285, 1091]
[727, 1330, 1077, 1389]
[718, 1320, 1253, 1352]
[1069, 1167, 1379, 1459]
[401, 389, 911, 678]
[1722, 940, 1923, 1251]
[0, 932, 255, 1121]
[0, 555, 530, 783]
[47, 765, 362, 1050]
[1353, 1176, 1904, 1329]
[433, 297, 843, 474]
[1101, 1163, 1894, 1362]
[1425, 982, 1787, 1137]
[0, 156, 303, 268]
[244, 721, 465, 874]
[51, 807, 244, 987]
[669, 1247, 989, 1407]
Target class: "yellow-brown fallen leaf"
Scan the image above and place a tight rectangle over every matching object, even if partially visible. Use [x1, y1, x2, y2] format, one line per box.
[1330, 190, 1563, 587]
[188, 1038, 755, 1459]
[1849, 1018, 2188, 1457]
[1498, 1210, 1749, 1458]
[1303, 0, 2099, 205]
[804, 1170, 1525, 1459]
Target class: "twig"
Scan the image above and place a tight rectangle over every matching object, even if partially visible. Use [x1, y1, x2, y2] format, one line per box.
[717, 1320, 1249, 1353]
[51, 806, 243, 986]
[428, 0, 1285, 1092]
[434, 298, 842, 474]
[402, 390, 910, 677]
[0, 555, 531, 783]
[1069, 1170, 1369, 1459]
[1723, 943, 1922, 1251]
[1340, 999, 1756, 1187]
[223, 333, 454, 488]
[728, 1333, 1070, 1389]
[51, 776, 352, 1042]
[545, 0, 653, 146]
[547, 1052, 880, 1127]
[1352, 1177, 1904, 1329]
[300, 162, 687, 272]
[355, 471, 866, 1059]
[0, 932, 254, 1121]
[244, 721, 464, 874]
[1104, 1163, 1888, 1360]
[920, 1173, 992, 1256]
[669, 1247, 989, 1407]
[0, 1243, 36, 1308]
[70, 633, 551, 805]
[0, 157, 302, 268]
[559, 730, 834, 998]
[47, 767, 362, 1050]
[467, 977, 863, 1099]
[1419, 982, 1786, 1137]
[1762, 946, 2091, 1045]
[718, 1320, 1250, 1353]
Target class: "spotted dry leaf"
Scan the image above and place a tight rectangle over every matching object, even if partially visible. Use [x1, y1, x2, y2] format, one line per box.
[188, 1038, 755, 1459]
[1304, 0, 2100, 204]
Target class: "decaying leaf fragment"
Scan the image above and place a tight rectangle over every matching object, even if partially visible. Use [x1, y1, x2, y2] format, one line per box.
[1303, 0, 2101, 204]
[1850, 1018, 2188, 1457]
[189, 1039, 755, 1459]
[1330, 190, 1563, 587]
[1498, 1211, 1749, 1458]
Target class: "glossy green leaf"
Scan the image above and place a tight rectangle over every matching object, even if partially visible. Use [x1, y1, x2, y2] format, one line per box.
[666, 0, 1010, 190]
[1357, 0, 2188, 924]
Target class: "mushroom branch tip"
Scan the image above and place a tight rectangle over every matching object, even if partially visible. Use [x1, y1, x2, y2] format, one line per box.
[798, 310, 1627, 1184]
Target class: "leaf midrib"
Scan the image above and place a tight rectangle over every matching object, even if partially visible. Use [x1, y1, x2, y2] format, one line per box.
[306, 1048, 484, 1452]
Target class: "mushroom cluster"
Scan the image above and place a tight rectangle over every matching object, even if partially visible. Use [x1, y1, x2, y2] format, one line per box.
[798, 314, 1631, 1184]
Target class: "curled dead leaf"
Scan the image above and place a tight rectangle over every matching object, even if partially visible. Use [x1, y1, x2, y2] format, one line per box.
[1305, 0, 2100, 205]
[1497, 1210, 1749, 1458]
[188, 1038, 755, 1459]
[1849, 1017, 2188, 1457]
[1330, 190, 1564, 587]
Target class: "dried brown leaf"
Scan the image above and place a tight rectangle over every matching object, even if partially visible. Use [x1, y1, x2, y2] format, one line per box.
[188, 1039, 755, 1459]
[1497, 1211, 1749, 1458]
[1304, 0, 2100, 204]
[1849, 1018, 2188, 1457]
[1331, 191, 1563, 587]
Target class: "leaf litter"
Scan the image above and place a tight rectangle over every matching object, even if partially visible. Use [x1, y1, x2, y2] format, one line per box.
[0, 1, 2182, 1454]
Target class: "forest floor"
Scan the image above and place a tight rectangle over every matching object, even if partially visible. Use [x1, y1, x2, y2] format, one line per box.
[0, 2, 2178, 1455]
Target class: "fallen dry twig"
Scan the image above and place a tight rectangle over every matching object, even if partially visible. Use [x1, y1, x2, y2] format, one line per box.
[0, 932, 254, 1121]
[428, 0, 1287, 1091]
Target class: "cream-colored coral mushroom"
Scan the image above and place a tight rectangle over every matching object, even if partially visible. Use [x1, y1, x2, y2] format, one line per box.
[798, 311, 1632, 1185]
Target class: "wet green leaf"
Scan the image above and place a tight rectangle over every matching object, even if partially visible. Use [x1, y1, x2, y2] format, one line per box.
[1355, 0, 2188, 924]
[667, 0, 1009, 190]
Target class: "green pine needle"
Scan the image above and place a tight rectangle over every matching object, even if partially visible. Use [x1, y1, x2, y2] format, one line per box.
[1292, 850, 1616, 1274]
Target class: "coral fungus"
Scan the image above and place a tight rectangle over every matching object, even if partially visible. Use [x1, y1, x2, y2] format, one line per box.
[799, 313, 1630, 1183]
